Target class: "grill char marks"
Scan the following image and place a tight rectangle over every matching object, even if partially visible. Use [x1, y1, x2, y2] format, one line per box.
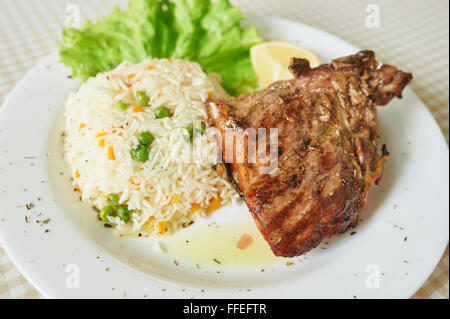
[206, 50, 412, 257]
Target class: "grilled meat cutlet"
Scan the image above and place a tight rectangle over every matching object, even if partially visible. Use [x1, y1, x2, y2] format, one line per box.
[206, 50, 412, 257]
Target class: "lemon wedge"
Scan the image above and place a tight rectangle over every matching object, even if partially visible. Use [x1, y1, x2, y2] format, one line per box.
[251, 41, 321, 87]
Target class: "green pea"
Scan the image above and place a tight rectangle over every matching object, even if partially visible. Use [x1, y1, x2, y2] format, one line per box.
[136, 91, 150, 107]
[100, 206, 115, 222]
[193, 121, 207, 134]
[117, 205, 131, 222]
[130, 145, 150, 162]
[116, 100, 128, 111]
[106, 193, 120, 207]
[154, 106, 171, 119]
[138, 131, 155, 146]
[181, 126, 194, 142]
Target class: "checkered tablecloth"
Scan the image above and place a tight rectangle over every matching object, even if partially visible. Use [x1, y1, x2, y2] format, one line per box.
[0, 0, 448, 299]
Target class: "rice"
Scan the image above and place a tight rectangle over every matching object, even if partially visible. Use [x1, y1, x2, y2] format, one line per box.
[63, 58, 240, 236]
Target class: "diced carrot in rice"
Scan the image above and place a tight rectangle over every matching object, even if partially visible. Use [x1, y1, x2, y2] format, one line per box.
[207, 197, 221, 213]
[158, 221, 166, 234]
[107, 146, 115, 160]
[169, 195, 179, 205]
[133, 106, 144, 113]
[95, 131, 107, 138]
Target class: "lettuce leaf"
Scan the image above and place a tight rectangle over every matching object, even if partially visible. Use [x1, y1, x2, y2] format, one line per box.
[59, 0, 262, 95]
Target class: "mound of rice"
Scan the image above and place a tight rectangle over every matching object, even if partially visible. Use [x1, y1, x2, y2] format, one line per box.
[63, 58, 239, 236]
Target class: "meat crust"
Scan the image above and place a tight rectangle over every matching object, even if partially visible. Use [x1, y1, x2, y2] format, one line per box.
[206, 50, 412, 257]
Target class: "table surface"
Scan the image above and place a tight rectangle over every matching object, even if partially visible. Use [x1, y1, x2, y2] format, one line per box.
[0, 0, 448, 299]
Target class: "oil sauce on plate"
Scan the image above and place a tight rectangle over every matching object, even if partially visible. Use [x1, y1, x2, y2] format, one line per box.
[162, 216, 285, 267]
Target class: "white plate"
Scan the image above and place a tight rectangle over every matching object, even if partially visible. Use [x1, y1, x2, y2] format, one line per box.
[0, 15, 448, 299]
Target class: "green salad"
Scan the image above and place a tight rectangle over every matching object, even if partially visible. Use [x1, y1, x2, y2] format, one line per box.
[59, 0, 262, 96]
